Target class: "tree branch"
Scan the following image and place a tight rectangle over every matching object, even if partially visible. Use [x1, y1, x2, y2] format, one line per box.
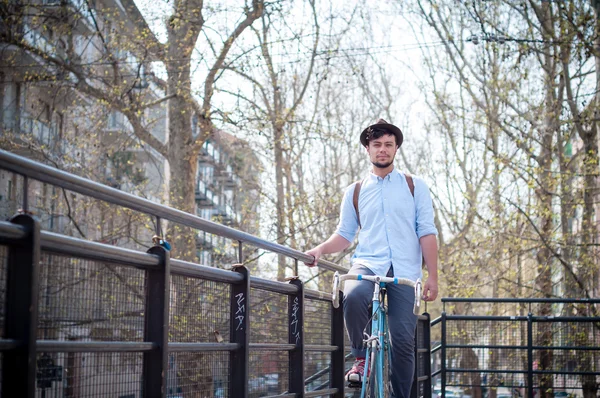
[201, 0, 264, 117]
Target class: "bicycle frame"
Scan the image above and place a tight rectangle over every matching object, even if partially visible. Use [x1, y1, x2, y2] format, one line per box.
[331, 272, 422, 398]
[361, 279, 388, 398]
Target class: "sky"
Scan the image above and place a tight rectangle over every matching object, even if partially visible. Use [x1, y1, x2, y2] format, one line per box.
[129, 0, 454, 282]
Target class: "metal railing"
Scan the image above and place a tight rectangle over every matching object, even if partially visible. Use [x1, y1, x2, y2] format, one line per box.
[432, 298, 600, 398]
[0, 213, 351, 397]
[0, 149, 432, 398]
[0, 149, 348, 398]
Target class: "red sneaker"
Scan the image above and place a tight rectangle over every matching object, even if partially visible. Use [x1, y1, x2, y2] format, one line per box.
[345, 358, 369, 383]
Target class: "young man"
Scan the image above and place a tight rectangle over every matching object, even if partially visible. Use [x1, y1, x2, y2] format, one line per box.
[305, 119, 439, 398]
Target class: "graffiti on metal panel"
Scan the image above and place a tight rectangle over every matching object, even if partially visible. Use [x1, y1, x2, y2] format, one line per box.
[235, 293, 245, 331]
[291, 297, 300, 344]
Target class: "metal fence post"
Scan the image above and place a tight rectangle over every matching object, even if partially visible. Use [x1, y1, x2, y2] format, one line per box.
[288, 276, 305, 397]
[2, 214, 41, 398]
[230, 265, 249, 398]
[411, 319, 420, 398]
[423, 312, 432, 398]
[143, 245, 170, 398]
[527, 312, 533, 398]
[441, 311, 447, 398]
[331, 290, 345, 397]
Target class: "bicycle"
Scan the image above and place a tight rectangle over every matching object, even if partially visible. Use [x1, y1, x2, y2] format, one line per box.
[331, 271, 422, 398]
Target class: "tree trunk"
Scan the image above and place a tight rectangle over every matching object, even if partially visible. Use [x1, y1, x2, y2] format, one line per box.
[167, 92, 197, 261]
[165, 4, 200, 263]
[536, 45, 557, 398]
[165, 5, 205, 394]
[580, 5, 600, 395]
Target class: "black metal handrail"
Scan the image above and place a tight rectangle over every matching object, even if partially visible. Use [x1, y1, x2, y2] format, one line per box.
[0, 149, 345, 273]
[0, 148, 352, 397]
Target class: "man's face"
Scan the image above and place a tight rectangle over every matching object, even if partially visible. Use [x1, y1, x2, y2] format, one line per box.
[366, 133, 398, 168]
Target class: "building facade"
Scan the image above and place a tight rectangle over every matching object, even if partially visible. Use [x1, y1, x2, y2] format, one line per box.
[0, 0, 260, 395]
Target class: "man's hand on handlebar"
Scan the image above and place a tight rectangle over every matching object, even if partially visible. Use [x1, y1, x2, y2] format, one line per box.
[304, 247, 322, 267]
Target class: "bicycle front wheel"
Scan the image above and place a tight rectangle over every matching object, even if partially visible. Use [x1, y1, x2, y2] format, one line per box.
[382, 347, 392, 397]
[364, 349, 392, 398]
[363, 350, 377, 398]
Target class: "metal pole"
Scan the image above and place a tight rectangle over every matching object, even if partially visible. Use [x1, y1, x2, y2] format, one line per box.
[22, 175, 29, 212]
[288, 278, 305, 397]
[2, 214, 41, 398]
[411, 319, 419, 398]
[424, 313, 432, 398]
[330, 291, 345, 397]
[230, 265, 249, 398]
[527, 312, 533, 398]
[142, 245, 170, 398]
[441, 311, 447, 398]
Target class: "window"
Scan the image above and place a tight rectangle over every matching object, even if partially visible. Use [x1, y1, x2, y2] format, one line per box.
[107, 110, 120, 129]
[133, 64, 148, 89]
[192, 113, 198, 136]
[2, 82, 19, 130]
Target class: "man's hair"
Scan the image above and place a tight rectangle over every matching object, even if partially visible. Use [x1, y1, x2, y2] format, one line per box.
[364, 128, 398, 146]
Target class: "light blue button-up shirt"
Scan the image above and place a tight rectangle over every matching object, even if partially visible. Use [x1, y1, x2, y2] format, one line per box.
[335, 168, 438, 281]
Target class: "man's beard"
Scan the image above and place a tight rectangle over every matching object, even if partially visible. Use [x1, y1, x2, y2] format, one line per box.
[372, 160, 394, 168]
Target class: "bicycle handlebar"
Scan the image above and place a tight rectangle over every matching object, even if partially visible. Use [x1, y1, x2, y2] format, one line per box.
[331, 271, 423, 315]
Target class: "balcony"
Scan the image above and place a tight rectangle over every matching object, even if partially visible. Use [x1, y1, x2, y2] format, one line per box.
[198, 141, 222, 165]
[39, 0, 96, 34]
[18, 113, 61, 148]
[195, 180, 217, 207]
[196, 231, 213, 250]
[18, 24, 67, 62]
[216, 164, 238, 190]
[212, 203, 237, 225]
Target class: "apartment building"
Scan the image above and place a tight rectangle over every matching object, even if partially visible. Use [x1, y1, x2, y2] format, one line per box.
[195, 128, 261, 266]
[0, 0, 259, 242]
[0, 0, 168, 239]
[0, 0, 260, 395]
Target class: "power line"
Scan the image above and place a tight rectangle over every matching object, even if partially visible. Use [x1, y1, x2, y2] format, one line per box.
[0, 39, 449, 70]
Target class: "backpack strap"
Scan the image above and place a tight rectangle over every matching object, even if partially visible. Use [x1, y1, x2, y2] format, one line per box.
[405, 173, 415, 197]
[352, 173, 414, 229]
[353, 180, 363, 229]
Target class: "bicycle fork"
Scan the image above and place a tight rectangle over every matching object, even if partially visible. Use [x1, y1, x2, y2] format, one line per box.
[361, 281, 387, 398]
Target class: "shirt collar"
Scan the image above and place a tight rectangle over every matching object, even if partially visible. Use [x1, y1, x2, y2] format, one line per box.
[368, 166, 398, 182]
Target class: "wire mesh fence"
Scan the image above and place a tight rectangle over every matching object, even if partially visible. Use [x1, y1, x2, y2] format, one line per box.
[35, 352, 143, 398]
[37, 253, 146, 342]
[435, 299, 600, 398]
[0, 234, 346, 398]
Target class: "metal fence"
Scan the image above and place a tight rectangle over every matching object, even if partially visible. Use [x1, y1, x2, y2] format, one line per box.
[0, 149, 432, 398]
[431, 298, 600, 398]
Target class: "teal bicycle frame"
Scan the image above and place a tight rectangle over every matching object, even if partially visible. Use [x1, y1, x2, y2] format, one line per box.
[332, 272, 422, 398]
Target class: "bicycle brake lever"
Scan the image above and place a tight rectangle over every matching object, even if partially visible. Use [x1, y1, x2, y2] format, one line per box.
[332, 272, 340, 308]
[413, 279, 422, 315]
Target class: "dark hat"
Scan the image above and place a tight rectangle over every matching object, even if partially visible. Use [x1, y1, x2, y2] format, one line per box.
[360, 118, 403, 148]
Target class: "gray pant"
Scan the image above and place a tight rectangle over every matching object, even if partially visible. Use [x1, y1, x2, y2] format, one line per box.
[343, 264, 417, 398]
